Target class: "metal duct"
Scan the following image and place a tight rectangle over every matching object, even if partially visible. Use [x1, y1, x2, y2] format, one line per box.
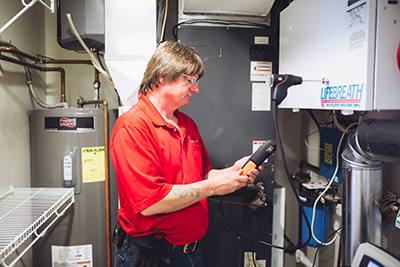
[341, 132, 382, 266]
[341, 119, 400, 266]
[356, 119, 400, 162]
[104, 0, 156, 106]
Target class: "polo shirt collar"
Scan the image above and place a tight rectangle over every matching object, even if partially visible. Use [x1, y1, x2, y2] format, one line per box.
[138, 93, 183, 128]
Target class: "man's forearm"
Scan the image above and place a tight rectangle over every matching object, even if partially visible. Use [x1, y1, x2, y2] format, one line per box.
[140, 164, 255, 216]
[140, 180, 213, 216]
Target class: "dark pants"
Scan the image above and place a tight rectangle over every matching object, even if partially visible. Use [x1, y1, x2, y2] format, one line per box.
[115, 242, 203, 267]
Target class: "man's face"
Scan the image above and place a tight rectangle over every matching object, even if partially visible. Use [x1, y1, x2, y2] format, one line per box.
[160, 74, 199, 109]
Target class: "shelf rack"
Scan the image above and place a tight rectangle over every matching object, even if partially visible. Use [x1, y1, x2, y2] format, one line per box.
[0, 187, 74, 267]
[0, 0, 55, 34]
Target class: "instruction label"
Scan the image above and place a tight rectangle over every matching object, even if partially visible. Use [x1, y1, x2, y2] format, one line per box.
[81, 146, 105, 183]
[250, 62, 272, 82]
[52, 244, 93, 267]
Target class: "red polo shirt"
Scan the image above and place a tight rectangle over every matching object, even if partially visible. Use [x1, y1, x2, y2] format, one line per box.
[109, 94, 212, 245]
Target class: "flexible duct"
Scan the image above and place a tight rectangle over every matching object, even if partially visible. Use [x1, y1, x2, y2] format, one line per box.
[341, 118, 400, 266]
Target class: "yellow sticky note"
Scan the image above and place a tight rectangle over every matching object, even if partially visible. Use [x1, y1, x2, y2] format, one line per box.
[81, 146, 105, 183]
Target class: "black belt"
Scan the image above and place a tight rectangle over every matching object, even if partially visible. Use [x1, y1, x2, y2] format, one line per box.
[125, 233, 199, 254]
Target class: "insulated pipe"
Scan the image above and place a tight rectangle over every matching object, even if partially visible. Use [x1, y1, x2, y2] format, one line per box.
[77, 98, 111, 267]
[340, 118, 400, 266]
[356, 119, 400, 162]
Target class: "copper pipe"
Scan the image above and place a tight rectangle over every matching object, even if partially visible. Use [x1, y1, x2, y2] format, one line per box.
[40, 59, 92, 65]
[102, 99, 111, 267]
[77, 98, 111, 267]
[0, 47, 93, 65]
[1, 46, 95, 104]
[95, 68, 100, 82]
[0, 53, 42, 71]
[0, 50, 67, 103]
[43, 67, 66, 102]
[0, 46, 38, 61]
[94, 69, 101, 107]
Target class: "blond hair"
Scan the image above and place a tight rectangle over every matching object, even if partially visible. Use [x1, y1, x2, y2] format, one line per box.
[138, 41, 205, 98]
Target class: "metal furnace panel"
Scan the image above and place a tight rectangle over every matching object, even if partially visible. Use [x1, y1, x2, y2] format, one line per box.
[179, 25, 276, 267]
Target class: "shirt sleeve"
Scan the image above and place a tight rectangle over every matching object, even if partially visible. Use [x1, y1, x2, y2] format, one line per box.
[198, 132, 212, 176]
[110, 125, 173, 215]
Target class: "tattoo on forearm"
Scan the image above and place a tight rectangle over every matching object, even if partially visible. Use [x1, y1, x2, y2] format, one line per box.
[173, 186, 200, 198]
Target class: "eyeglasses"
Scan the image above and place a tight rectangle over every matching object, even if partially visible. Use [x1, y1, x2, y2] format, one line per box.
[181, 74, 198, 85]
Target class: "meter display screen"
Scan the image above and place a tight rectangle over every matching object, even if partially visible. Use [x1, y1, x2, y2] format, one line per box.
[367, 261, 381, 267]
[360, 256, 383, 267]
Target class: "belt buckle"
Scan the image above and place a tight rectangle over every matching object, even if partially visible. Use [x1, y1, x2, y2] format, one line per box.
[183, 241, 198, 254]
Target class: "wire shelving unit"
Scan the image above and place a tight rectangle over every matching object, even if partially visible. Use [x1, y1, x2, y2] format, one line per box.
[0, 187, 74, 267]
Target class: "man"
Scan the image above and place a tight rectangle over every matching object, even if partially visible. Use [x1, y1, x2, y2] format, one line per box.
[110, 41, 262, 267]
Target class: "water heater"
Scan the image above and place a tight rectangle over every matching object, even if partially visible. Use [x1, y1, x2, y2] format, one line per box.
[30, 108, 118, 267]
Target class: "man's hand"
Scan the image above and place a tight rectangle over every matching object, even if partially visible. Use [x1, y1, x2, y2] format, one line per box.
[233, 155, 264, 179]
[204, 155, 264, 196]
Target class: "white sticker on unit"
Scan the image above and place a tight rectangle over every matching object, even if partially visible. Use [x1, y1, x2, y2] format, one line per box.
[254, 36, 269, 45]
[252, 83, 271, 111]
[51, 244, 93, 267]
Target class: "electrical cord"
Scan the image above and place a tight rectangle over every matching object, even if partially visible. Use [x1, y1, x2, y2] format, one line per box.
[66, 13, 116, 90]
[333, 111, 351, 133]
[304, 129, 324, 152]
[96, 51, 122, 106]
[160, 0, 168, 43]
[310, 122, 357, 246]
[156, 0, 168, 44]
[219, 196, 291, 251]
[311, 227, 342, 267]
[226, 196, 259, 267]
[217, 97, 313, 252]
[382, 191, 400, 222]
[271, 97, 312, 251]
[306, 109, 321, 131]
